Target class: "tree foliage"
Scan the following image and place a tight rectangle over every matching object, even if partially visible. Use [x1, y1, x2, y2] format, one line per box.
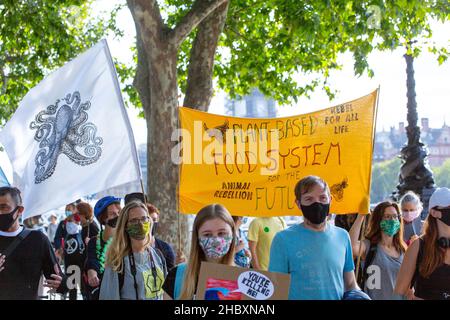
[370, 157, 450, 204]
[117, 0, 450, 111]
[434, 158, 450, 188]
[370, 157, 402, 203]
[1, 1, 449, 121]
[0, 0, 122, 125]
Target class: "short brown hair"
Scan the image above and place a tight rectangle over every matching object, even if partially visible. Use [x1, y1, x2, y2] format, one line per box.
[294, 175, 330, 201]
[146, 203, 159, 215]
[0, 186, 23, 206]
[76, 202, 93, 221]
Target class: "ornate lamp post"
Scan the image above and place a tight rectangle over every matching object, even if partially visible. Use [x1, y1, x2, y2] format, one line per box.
[392, 47, 436, 219]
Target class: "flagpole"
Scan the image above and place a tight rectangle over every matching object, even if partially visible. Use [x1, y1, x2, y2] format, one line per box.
[356, 87, 378, 283]
[102, 39, 144, 192]
[177, 108, 182, 256]
[139, 178, 146, 198]
[355, 215, 367, 282]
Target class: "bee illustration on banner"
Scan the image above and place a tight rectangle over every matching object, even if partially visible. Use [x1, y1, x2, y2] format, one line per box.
[330, 177, 349, 202]
[203, 120, 229, 144]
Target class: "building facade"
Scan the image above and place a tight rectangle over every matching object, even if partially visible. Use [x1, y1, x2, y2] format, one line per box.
[374, 118, 450, 167]
[224, 88, 278, 118]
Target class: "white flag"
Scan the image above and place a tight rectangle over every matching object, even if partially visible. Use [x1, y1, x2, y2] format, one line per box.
[0, 39, 141, 219]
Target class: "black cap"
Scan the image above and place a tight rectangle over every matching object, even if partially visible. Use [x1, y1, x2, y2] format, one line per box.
[124, 192, 147, 205]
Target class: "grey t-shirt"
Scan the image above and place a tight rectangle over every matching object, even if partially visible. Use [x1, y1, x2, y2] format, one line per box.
[362, 239, 404, 300]
[99, 247, 167, 300]
[403, 217, 423, 243]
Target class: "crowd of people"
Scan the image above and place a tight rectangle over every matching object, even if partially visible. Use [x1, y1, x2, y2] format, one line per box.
[0, 175, 449, 300]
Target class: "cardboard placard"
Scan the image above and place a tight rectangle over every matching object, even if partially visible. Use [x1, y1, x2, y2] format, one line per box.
[196, 262, 290, 300]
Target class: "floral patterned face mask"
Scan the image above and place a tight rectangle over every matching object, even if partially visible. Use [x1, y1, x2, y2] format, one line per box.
[199, 235, 233, 260]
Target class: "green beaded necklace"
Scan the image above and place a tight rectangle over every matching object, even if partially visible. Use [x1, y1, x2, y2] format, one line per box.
[96, 230, 113, 274]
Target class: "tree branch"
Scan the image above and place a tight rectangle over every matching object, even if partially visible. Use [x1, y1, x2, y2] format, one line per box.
[169, 0, 229, 47]
[183, 2, 229, 111]
[127, 0, 167, 48]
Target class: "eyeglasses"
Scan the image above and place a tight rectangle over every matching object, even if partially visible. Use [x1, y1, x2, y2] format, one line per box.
[382, 214, 399, 221]
[128, 216, 151, 225]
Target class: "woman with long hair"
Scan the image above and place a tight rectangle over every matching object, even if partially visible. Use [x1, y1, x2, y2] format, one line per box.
[163, 204, 237, 300]
[99, 201, 167, 300]
[395, 187, 450, 300]
[349, 201, 407, 299]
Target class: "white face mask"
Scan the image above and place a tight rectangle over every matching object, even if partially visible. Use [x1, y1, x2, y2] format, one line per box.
[402, 210, 420, 223]
[66, 222, 81, 235]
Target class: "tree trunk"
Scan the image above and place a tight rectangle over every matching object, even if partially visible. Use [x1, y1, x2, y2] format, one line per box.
[393, 53, 435, 219]
[146, 52, 190, 254]
[127, 0, 229, 255]
[183, 2, 230, 111]
[128, 1, 189, 253]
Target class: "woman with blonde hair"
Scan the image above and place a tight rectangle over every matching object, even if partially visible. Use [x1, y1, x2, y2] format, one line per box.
[349, 201, 407, 299]
[163, 204, 237, 300]
[395, 187, 450, 300]
[99, 201, 167, 300]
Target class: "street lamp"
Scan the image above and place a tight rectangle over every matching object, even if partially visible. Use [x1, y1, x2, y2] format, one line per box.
[392, 48, 436, 219]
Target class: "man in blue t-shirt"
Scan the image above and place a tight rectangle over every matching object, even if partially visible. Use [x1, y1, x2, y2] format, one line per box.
[269, 175, 358, 300]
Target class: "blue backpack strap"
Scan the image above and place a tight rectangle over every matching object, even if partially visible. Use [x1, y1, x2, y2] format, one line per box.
[174, 263, 187, 300]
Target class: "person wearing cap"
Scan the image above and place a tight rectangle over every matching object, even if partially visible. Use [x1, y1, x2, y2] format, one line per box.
[85, 196, 121, 300]
[395, 187, 450, 300]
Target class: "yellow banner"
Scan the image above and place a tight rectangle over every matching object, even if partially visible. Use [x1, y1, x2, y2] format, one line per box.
[178, 90, 378, 216]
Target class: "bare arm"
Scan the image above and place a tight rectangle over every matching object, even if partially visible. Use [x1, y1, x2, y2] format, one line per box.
[344, 271, 359, 292]
[248, 241, 261, 270]
[235, 239, 245, 253]
[394, 238, 420, 298]
[349, 214, 367, 259]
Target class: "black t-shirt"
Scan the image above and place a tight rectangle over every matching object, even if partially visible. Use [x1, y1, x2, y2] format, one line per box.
[415, 239, 450, 300]
[162, 265, 178, 299]
[82, 221, 99, 242]
[154, 238, 176, 271]
[0, 228, 63, 300]
[63, 232, 86, 266]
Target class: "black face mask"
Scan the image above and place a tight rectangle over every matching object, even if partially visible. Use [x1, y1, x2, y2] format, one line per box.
[152, 222, 158, 236]
[437, 208, 450, 227]
[106, 216, 118, 228]
[0, 207, 20, 232]
[300, 202, 330, 225]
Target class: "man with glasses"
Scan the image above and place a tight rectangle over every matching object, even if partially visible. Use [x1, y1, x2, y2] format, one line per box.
[0, 187, 67, 299]
[269, 175, 360, 299]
